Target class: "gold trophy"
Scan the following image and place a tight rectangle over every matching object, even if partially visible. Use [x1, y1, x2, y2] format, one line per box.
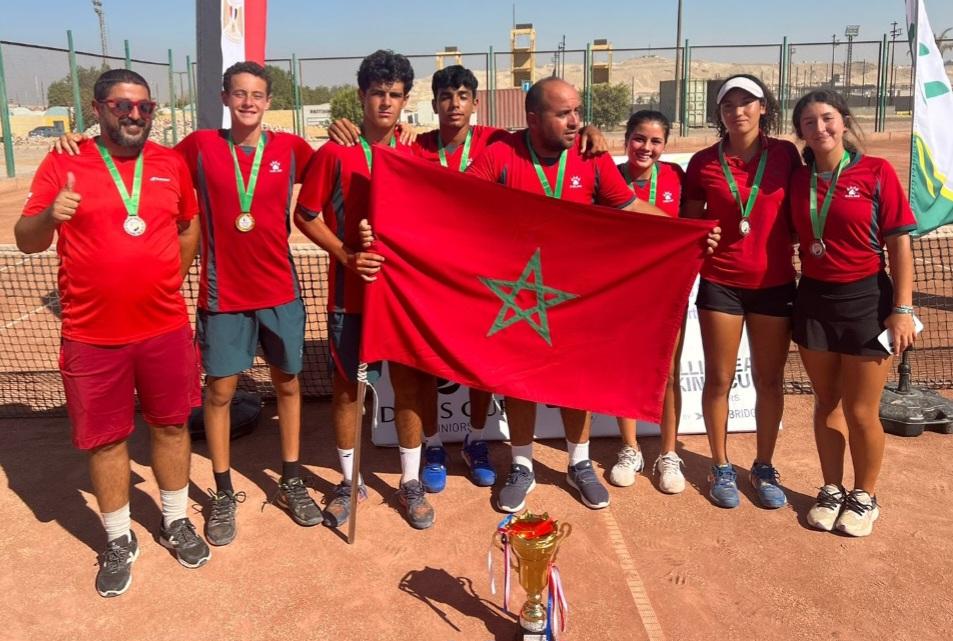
[495, 511, 572, 640]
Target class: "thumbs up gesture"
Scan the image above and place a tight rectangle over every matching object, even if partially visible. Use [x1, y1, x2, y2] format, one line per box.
[52, 172, 81, 224]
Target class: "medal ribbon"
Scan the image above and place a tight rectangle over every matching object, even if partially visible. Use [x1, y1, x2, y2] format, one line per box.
[438, 128, 473, 172]
[526, 131, 567, 199]
[359, 135, 397, 172]
[546, 564, 569, 640]
[228, 133, 265, 214]
[718, 140, 768, 223]
[810, 150, 851, 242]
[625, 162, 659, 205]
[95, 138, 143, 219]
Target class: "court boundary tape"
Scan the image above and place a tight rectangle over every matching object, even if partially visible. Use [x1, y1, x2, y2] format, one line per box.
[601, 507, 665, 641]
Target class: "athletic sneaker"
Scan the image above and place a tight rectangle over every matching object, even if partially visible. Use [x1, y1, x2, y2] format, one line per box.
[397, 479, 435, 530]
[498, 463, 536, 513]
[322, 480, 367, 528]
[461, 435, 496, 486]
[276, 476, 323, 527]
[567, 460, 610, 509]
[654, 452, 686, 494]
[421, 446, 448, 493]
[708, 464, 740, 508]
[749, 461, 788, 509]
[608, 445, 644, 487]
[159, 518, 211, 569]
[807, 484, 846, 532]
[835, 489, 880, 537]
[96, 531, 139, 598]
[204, 488, 246, 546]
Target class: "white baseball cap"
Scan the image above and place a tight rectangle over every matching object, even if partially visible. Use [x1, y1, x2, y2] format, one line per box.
[716, 77, 765, 104]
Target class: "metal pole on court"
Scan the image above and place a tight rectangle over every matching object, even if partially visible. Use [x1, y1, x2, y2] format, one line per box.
[0, 42, 16, 177]
[168, 49, 178, 145]
[347, 364, 369, 544]
[186, 55, 197, 133]
[68, 30, 85, 133]
[488, 46, 496, 128]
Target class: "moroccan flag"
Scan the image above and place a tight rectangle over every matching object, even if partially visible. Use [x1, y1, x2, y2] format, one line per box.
[196, 0, 268, 130]
[907, 0, 953, 237]
[361, 149, 714, 423]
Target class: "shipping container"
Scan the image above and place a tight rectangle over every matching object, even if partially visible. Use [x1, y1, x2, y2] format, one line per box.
[477, 87, 526, 131]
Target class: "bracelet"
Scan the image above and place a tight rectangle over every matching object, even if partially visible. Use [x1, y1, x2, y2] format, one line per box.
[893, 305, 914, 315]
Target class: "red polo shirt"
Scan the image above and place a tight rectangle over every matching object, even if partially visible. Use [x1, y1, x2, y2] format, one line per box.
[22, 140, 198, 345]
[413, 124, 509, 170]
[618, 160, 685, 218]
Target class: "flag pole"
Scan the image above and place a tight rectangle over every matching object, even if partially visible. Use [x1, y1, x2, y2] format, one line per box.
[347, 362, 369, 544]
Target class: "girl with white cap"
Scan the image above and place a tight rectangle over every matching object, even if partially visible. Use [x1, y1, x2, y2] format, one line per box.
[682, 74, 801, 509]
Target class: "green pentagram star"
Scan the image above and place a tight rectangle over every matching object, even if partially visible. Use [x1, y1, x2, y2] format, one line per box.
[479, 248, 578, 346]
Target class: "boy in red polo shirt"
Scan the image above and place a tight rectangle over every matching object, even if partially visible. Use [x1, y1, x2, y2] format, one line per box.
[15, 69, 209, 598]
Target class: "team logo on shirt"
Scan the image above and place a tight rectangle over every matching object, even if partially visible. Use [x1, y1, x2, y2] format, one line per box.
[569, 175, 582, 189]
[662, 191, 674, 203]
[845, 185, 861, 199]
[269, 160, 282, 173]
[149, 176, 171, 182]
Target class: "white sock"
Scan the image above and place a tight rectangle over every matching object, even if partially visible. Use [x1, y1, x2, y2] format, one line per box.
[567, 440, 590, 466]
[468, 428, 486, 443]
[424, 433, 443, 448]
[159, 486, 189, 529]
[512, 443, 534, 472]
[102, 503, 131, 543]
[399, 445, 421, 484]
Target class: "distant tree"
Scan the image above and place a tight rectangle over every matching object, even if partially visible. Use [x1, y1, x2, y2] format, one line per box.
[587, 82, 631, 130]
[46, 65, 104, 132]
[330, 88, 362, 122]
[263, 64, 294, 109]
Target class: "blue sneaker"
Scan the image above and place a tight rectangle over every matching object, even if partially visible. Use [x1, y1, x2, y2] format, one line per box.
[421, 446, 447, 493]
[461, 436, 496, 486]
[708, 464, 740, 508]
[749, 461, 787, 509]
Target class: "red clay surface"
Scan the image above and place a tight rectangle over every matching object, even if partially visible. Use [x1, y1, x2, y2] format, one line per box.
[2, 395, 953, 641]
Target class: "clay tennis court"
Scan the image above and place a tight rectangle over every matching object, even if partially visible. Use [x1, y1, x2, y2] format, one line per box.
[2, 133, 952, 641]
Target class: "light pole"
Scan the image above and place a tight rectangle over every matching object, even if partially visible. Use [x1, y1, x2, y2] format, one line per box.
[845, 25, 860, 96]
[889, 21, 902, 98]
[830, 34, 839, 87]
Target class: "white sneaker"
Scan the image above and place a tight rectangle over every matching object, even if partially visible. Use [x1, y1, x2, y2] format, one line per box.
[806, 484, 846, 531]
[608, 446, 644, 487]
[835, 489, 880, 537]
[653, 452, 686, 494]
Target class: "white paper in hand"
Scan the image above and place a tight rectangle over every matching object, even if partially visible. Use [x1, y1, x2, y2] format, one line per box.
[877, 315, 924, 352]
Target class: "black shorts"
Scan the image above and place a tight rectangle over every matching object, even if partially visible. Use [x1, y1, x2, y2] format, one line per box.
[695, 278, 795, 317]
[793, 272, 893, 357]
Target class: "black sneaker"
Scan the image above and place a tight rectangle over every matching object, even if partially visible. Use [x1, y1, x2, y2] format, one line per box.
[322, 480, 367, 528]
[567, 459, 610, 509]
[205, 488, 246, 546]
[95, 531, 139, 598]
[498, 464, 536, 513]
[277, 477, 323, 526]
[159, 518, 211, 568]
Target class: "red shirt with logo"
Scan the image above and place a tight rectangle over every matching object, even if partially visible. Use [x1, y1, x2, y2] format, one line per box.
[789, 153, 916, 283]
[176, 130, 313, 312]
[466, 130, 636, 208]
[413, 124, 509, 171]
[22, 140, 198, 345]
[617, 160, 685, 218]
[683, 136, 801, 288]
[296, 138, 414, 314]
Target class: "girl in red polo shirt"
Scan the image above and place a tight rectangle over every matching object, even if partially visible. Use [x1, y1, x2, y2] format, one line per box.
[789, 90, 916, 537]
[610, 110, 687, 494]
[682, 75, 801, 510]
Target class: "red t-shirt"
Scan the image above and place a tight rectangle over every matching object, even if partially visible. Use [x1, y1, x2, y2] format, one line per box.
[466, 130, 636, 208]
[683, 136, 801, 288]
[176, 130, 313, 312]
[296, 139, 414, 314]
[22, 140, 198, 345]
[412, 124, 509, 170]
[789, 153, 916, 283]
[617, 160, 685, 218]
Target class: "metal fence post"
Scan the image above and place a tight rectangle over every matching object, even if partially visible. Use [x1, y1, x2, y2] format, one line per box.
[680, 39, 690, 136]
[878, 33, 889, 132]
[291, 54, 302, 136]
[186, 54, 197, 132]
[488, 46, 496, 128]
[779, 37, 788, 132]
[0, 42, 16, 177]
[68, 30, 85, 132]
[124, 40, 131, 70]
[584, 42, 592, 124]
[168, 49, 177, 145]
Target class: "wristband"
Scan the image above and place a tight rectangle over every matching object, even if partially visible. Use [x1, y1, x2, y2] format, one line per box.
[893, 305, 914, 315]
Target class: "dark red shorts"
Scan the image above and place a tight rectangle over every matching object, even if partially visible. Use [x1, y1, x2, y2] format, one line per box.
[59, 324, 200, 450]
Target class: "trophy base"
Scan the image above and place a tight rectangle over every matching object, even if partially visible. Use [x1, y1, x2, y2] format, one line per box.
[517, 634, 546, 641]
[518, 616, 547, 640]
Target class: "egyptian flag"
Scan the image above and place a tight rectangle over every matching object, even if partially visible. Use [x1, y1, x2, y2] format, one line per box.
[196, 0, 268, 130]
[361, 149, 714, 423]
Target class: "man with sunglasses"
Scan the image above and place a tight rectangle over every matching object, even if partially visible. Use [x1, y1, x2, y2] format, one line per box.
[15, 68, 209, 597]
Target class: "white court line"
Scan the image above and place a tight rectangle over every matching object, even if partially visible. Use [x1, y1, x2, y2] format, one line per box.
[601, 508, 665, 641]
[2, 303, 53, 331]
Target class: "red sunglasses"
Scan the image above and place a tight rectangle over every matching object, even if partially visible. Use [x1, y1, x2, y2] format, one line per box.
[97, 99, 157, 117]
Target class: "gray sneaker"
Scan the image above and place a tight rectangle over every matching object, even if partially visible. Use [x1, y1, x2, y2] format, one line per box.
[498, 463, 536, 513]
[567, 460, 610, 509]
[397, 479, 436, 530]
[95, 531, 139, 598]
[277, 477, 323, 527]
[322, 480, 367, 528]
[204, 488, 246, 546]
[159, 518, 211, 569]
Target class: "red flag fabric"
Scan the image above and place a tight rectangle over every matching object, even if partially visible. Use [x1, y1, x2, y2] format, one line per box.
[361, 148, 715, 423]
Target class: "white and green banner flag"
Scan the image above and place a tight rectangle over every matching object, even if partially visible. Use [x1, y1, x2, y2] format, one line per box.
[907, 0, 953, 237]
